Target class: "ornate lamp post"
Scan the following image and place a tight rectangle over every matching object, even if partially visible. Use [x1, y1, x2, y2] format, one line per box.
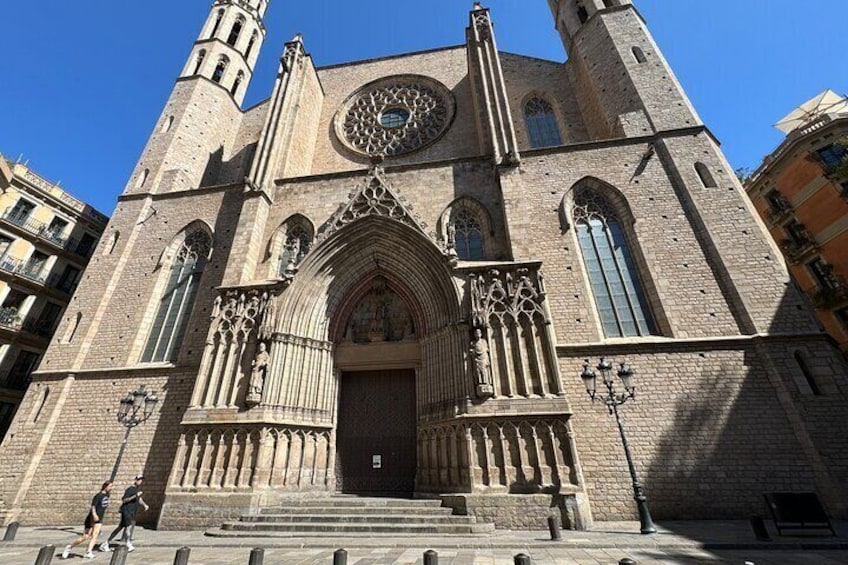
[110, 385, 158, 482]
[580, 358, 657, 535]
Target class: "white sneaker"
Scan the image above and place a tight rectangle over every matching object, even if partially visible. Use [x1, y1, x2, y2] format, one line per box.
[126, 541, 135, 552]
[99, 541, 112, 552]
[84, 551, 95, 559]
[61, 546, 71, 559]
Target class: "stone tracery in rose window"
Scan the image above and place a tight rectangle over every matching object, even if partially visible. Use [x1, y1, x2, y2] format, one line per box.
[335, 76, 456, 158]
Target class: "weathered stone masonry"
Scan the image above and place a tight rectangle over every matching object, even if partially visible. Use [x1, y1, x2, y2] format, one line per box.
[1, 0, 846, 529]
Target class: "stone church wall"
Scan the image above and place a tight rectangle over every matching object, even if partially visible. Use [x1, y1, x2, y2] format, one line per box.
[310, 47, 481, 176]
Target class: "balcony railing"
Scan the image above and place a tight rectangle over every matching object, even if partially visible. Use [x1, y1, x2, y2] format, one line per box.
[0, 208, 97, 259]
[0, 255, 49, 285]
[0, 307, 22, 331]
[780, 235, 819, 263]
[812, 278, 848, 310]
[767, 205, 793, 225]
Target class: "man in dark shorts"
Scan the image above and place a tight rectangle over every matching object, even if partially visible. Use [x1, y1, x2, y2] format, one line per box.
[62, 481, 112, 559]
[103, 474, 148, 552]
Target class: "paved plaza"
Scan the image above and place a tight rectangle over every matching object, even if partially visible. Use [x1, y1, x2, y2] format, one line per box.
[1, 521, 846, 564]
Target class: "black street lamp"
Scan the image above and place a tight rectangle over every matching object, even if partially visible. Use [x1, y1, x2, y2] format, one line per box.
[110, 385, 158, 482]
[580, 358, 657, 535]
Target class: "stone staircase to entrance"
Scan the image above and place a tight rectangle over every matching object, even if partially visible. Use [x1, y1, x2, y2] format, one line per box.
[207, 497, 495, 536]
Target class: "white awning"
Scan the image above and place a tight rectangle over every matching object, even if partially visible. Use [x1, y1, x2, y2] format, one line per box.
[775, 89, 848, 134]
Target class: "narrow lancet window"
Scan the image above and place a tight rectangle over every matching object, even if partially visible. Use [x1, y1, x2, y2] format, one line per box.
[212, 57, 229, 84]
[227, 17, 244, 46]
[142, 229, 212, 363]
[632, 46, 648, 64]
[245, 32, 258, 59]
[210, 9, 224, 38]
[573, 189, 657, 338]
[695, 162, 717, 188]
[524, 97, 563, 149]
[193, 50, 206, 75]
[231, 71, 244, 96]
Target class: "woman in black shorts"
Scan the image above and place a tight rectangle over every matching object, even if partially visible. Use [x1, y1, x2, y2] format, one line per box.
[61, 481, 113, 559]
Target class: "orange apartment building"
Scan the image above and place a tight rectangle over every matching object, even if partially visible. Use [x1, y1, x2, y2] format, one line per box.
[747, 91, 848, 357]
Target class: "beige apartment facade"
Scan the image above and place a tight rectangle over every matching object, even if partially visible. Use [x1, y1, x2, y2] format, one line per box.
[0, 156, 107, 444]
[0, 0, 846, 530]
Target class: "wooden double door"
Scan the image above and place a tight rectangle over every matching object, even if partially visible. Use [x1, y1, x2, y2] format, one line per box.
[335, 370, 417, 495]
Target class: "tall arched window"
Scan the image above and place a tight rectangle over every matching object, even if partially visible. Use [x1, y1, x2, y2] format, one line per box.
[227, 17, 245, 46]
[142, 228, 212, 363]
[193, 50, 206, 75]
[212, 56, 229, 84]
[278, 223, 312, 275]
[245, 31, 259, 59]
[210, 9, 224, 38]
[231, 71, 245, 96]
[524, 97, 563, 149]
[573, 188, 656, 338]
[450, 208, 485, 261]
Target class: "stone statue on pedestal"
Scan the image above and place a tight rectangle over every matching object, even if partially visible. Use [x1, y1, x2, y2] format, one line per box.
[471, 328, 495, 399]
[246, 342, 270, 407]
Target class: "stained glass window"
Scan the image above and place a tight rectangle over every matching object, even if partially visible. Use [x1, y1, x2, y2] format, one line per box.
[573, 189, 656, 338]
[524, 97, 563, 149]
[451, 208, 485, 261]
[142, 230, 211, 363]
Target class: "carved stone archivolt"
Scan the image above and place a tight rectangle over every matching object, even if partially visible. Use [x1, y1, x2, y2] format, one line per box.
[344, 277, 416, 344]
[335, 75, 455, 158]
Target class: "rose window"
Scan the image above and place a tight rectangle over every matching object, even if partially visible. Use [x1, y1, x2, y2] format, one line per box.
[335, 75, 455, 158]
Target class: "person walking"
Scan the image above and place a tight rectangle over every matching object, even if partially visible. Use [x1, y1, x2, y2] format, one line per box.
[103, 474, 149, 552]
[61, 481, 112, 559]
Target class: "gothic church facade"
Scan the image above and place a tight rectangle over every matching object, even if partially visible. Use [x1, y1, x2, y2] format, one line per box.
[1, 0, 847, 529]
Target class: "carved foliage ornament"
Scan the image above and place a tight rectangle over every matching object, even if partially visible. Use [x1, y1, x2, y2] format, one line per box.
[335, 75, 456, 157]
[211, 288, 277, 342]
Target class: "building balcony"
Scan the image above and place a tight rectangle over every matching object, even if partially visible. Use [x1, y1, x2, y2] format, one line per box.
[780, 236, 819, 264]
[0, 208, 96, 260]
[0, 306, 22, 331]
[767, 204, 793, 225]
[0, 255, 48, 285]
[812, 278, 848, 310]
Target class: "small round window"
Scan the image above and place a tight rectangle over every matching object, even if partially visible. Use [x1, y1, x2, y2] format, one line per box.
[379, 108, 411, 129]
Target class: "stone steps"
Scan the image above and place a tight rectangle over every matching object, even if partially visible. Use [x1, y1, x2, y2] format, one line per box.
[208, 497, 495, 536]
[242, 513, 479, 525]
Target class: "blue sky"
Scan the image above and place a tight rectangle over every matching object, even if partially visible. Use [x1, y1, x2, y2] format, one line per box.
[1, 0, 846, 214]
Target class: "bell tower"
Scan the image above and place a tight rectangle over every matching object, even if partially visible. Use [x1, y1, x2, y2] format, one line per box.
[181, 0, 269, 104]
[122, 0, 270, 196]
[549, 0, 702, 138]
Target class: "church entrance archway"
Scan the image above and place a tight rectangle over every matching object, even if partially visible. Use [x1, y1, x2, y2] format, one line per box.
[335, 369, 417, 495]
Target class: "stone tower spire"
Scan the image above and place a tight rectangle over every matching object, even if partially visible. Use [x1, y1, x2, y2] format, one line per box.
[180, 0, 270, 105]
[548, 0, 702, 138]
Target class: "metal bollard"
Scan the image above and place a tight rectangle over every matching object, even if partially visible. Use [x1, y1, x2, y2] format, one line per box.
[547, 516, 562, 541]
[423, 549, 438, 565]
[333, 549, 348, 565]
[248, 547, 264, 565]
[4, 521, 19, 541]
[110, 545, 129, 565]
[33, 545, 54, 565]
[619, 559, 638, 565]
[514, 554, 531, 565]
[174, 545, 192, 565]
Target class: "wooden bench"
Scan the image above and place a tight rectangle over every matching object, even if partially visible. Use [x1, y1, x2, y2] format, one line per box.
[763, 492, 836, 536]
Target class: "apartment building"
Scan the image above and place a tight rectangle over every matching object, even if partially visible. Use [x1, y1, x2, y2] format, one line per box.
[746, 91, 848, 357]
[0, 155, 108, 440]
